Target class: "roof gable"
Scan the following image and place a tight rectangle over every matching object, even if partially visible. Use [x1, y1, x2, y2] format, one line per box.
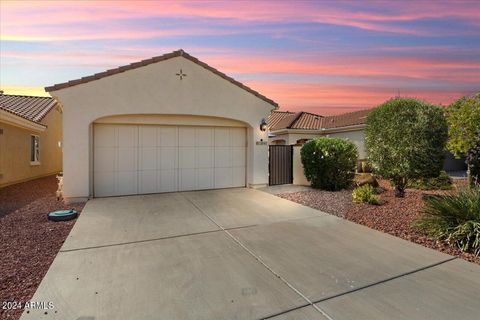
[45, 49, 278, 108]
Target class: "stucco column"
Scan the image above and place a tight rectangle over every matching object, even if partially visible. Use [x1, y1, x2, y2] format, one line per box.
[62, 114, 90, 202]
[248, 124, 269, 187]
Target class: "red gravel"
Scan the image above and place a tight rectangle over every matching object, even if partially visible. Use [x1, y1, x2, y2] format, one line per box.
[280, 179, 480, 266]
[279, 189, 352, 218]
[0, 175, 85, 320]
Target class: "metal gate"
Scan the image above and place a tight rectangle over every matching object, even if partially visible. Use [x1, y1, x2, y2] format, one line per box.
[269, 145, 293, 185]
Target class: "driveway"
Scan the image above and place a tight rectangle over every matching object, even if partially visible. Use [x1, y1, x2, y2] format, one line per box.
[22, 188, 480, 319]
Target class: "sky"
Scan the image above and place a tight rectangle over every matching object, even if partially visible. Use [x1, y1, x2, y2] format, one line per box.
[0, 0, 479, 115]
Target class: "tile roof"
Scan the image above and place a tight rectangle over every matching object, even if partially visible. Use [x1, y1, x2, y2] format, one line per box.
[268, 108, 372, 131]
[45, 49, 278, 108]
[321, 109, 370, 129]
[269, 111, 323, 131]
[267, 111, 295, 129]
[0, 94, 56, 123]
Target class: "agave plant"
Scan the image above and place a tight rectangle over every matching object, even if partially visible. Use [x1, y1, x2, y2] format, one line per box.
[415, 189, 480, 255]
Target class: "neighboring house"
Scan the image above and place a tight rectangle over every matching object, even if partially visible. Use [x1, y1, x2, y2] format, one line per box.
[0, 93, 62, 187]
[46, 49, 276, 202]
[268, 108, 466, 179]
[268, 109, 370, 160]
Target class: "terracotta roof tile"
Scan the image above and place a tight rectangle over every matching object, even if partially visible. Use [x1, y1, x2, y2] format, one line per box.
[322, 109, 371, 129]
[268, 108, 372, 131]
[269, 111, 323, 131]
[45, 49, 278, 108]
[0, 94, 56, 124]
[267, 111, 295, 129]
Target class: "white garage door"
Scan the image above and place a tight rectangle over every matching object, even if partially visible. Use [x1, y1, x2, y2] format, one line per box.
[93, 124, 246, 197]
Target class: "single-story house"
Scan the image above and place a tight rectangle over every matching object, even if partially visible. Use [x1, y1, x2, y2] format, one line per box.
[268, 108, 466, 178]
[0, 93, 63, 187]
[46, 49, 277, 202]
[268, 109, 369, 160]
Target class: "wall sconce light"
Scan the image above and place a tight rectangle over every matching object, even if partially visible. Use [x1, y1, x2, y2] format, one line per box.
[260, 118, 267, 131]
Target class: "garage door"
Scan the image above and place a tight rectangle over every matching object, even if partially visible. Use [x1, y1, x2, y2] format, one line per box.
[93, 124, 246, 197]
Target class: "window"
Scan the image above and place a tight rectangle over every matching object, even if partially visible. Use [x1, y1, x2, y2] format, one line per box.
[30, 135, 40, 165]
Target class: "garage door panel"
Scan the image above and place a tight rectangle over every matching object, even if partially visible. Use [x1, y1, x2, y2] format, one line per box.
[179, 147, 195, 168]
[232, 167, 246, 187]
[196, 168, 214, 190]
[158, 147, 177, 170]
[231, 127, 246, 147]
[94, 172, 115, 197]
[215, 147, 232, 167]
[94, 125, 116, 147]
[117, 147, 137, 171]
[140, 126, 156, 147]
[158, 170, 177, 192]
[195, 128, 214, 146]
[158, 127, 177, 147]
[139, 171, 156, 194]
[215, 168, 233, 188]
[179, 127, 195, 147]
[215, 128, 230, 147]
[116, 171, 137, 195]
[139, 147, 156, 170]
[232, 147, 246, 167]
[197, 147, 214, 168]
[94, 147, 115, 172]
[117, 126, 137, 147]
[179, 168, 196, 191]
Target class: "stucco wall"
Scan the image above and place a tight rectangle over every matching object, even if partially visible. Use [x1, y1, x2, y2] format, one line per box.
[292, 146, 309, 186]
[51, 56, 274, 199]
[326, 129, 366, 159]
[0, 107, 63, 187]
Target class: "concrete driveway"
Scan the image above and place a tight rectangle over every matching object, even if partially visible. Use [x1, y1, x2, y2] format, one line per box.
[23, 188, 480, 320]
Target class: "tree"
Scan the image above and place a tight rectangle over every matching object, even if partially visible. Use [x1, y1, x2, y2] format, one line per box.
[300, 137, 358, 191]
[446, 93, 480, 157]
[365, 98, 448, 197]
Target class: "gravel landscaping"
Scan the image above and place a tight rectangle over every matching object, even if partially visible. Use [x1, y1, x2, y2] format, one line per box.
[280, 179, 480, 265]
[0, 175, 85, 320]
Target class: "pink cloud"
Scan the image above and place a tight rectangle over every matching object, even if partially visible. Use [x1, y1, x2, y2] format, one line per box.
[2, 0, 479, 42]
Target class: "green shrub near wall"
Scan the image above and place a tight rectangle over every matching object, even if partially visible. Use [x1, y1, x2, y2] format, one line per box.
[300, 137, 358, 191]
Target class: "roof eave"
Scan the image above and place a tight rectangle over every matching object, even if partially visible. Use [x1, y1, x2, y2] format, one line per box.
[0, 109, 46, 132]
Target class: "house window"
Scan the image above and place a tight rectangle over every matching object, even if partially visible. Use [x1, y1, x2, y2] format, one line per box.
[30, 135, 40, 165]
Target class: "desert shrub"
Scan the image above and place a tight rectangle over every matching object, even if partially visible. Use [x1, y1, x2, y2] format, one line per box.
[352, 184, 380, 205]
[365, 97, 448, 197]
[446, 93, 480, 157]
[300, 137, 358, 190]
[408, 171, 452, 190]
[415, 189, 480, 254]
[466, 139, 480, 187]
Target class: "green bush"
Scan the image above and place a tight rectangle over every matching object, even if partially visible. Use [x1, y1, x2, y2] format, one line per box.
[365, 97, 448, 197]
[466, 138, 480, 187]
[300, 137, 358, 190]
[408, 171, 452, 190]
[415, 189, 480, 254]
[352, 184, 380, 205]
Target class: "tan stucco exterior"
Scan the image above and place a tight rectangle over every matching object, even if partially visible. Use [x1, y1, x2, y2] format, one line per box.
[0, 106, 63, 187]
[50, 56, 274, 201]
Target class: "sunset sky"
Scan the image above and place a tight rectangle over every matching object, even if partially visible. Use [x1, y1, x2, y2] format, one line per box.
[1, 1, 479, 115]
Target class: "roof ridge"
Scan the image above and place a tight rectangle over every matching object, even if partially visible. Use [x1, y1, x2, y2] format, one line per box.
[45, 49, 278, 107]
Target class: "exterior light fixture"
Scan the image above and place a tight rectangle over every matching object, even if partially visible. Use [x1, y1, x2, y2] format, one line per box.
[260, 118, 267, 131]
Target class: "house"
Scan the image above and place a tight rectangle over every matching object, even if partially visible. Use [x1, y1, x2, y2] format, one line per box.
[268, 108, 466, 183]
[0, 93, 62, 187]
[45, 49, 277, 202]
[268, 109, 370, 160]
